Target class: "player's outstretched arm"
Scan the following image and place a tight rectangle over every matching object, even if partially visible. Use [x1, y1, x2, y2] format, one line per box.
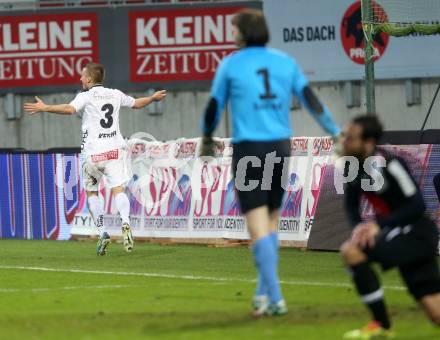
[132, 90, 167, 109]
[298, 86, 343, 154]
[199, 97, 223, 157]
[24, 96, 76, 115]
[198, 58, 229, 158]
[291, 61, 340, 137]
[301, 86, 341, 137]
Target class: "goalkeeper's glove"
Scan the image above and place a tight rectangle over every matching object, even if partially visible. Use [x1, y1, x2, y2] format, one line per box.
[332, 134, 343, 157]
[199, 135, 216, 158]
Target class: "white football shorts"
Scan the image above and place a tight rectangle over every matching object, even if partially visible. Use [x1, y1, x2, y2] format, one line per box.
[82, 148, 131, 192]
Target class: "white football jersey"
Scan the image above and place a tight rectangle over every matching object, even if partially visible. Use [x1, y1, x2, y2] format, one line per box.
[70, 85, 135, 156]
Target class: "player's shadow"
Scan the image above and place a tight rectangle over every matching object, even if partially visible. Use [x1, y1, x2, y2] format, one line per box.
[109, 246, 181, 258]
[140, 310, 256, 335]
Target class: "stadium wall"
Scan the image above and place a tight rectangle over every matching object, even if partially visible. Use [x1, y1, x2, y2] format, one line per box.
[0, 90, 229, 150]
[0, 0, 439, 150]
[1, 78, 440, 150]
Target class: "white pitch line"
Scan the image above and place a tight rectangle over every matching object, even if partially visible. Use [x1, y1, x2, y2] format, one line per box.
[0, 265, 406, 291]
[0, 284, 139, 293]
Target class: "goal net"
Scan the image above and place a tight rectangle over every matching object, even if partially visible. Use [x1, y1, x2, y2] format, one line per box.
[362, 0, 440, 36]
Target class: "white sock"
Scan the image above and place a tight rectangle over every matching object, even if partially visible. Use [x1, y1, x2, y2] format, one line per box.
[114, 192, 130, 225]
[88, 195, 105, 238]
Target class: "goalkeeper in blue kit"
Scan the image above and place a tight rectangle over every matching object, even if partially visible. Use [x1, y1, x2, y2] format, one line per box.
[200, 9, 341, 316]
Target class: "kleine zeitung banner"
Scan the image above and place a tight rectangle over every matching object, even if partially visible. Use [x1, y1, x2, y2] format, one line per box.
[0, 13, 98, 87]
[129, 6, 242, 82]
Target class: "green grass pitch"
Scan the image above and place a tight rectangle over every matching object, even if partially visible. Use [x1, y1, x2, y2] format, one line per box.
[0, 240, 438, 339]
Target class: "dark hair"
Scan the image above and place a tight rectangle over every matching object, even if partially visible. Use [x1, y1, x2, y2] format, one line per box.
[85, 62, 105, 84]
[231, 9, 269, 47]
[352, 114, 383, 142]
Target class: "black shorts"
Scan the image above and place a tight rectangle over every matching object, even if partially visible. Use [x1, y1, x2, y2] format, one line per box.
[231, 139, 290, 214]
[365, 216, 440, 299]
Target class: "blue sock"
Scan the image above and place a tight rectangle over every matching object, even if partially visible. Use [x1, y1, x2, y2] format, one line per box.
[270, 232, 279, 263]
[255, 232, 279, 297]
[253, 235, 283, 304]
[255, 272, 266, 296]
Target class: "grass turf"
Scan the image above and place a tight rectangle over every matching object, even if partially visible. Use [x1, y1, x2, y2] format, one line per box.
[0, 239, 438, 339]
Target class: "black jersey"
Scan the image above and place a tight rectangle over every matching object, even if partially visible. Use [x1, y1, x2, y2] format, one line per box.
[344, 149, 426, 229]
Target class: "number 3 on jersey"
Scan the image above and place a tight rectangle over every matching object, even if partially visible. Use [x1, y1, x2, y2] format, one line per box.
[100, 104, 114, 128]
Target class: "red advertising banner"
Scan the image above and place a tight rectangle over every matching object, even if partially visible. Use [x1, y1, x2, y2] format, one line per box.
[0, 13, 98, 87]
[129, 6, 242, 83]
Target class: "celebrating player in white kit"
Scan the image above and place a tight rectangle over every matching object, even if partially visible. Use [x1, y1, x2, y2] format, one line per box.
[24, 62, 167, 255]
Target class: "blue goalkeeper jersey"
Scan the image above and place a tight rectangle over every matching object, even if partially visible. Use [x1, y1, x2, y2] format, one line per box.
[202, 47, 340, 142]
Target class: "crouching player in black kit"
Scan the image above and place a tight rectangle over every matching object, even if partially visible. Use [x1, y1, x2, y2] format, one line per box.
[339, 115, 440, 339]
